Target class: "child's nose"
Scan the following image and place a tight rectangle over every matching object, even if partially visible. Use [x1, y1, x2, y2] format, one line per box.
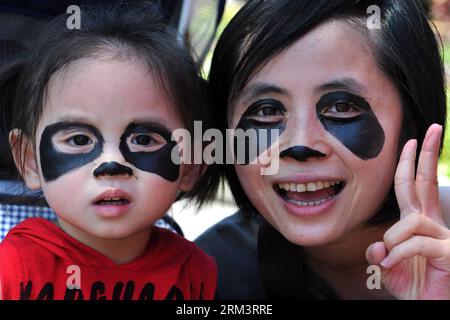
[93, 161, 133, 178]
[93, 143, 133, 178]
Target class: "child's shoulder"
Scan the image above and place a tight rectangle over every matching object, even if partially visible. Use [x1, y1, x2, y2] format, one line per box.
[149, 226, 217, 270]
[0, 218, 58, 299]
[0, 217, 57, 261]
[149, 227, 217, 299]
[1, 217, 54, 248]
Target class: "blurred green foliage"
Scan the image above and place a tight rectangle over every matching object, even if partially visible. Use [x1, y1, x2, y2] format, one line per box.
[438, 87, 450, 179]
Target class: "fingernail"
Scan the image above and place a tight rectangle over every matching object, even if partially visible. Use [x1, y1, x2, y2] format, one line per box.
[431, 123, 443, 130]
[427, 124, 442, 141]
[380, 256, 392, 268]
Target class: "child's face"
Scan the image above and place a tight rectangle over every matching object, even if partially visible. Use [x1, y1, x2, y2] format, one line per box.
[24, 58, 196, 240]
[230, 20, 403, 246]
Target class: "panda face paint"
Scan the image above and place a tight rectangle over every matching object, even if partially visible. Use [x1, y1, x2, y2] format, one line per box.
[119, 122, 179, 182]
[40, 122, 104, 182]
[316, 91, 385, 160]
[235, 98, 286, 164]
[39, 121, 179, 182]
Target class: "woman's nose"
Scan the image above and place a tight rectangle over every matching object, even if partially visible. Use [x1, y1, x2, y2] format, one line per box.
[280, 146, 326, 162]
[281, 112, 331, 160]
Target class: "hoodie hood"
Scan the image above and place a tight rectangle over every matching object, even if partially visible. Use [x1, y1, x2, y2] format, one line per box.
[5, 218, 196, 270]
[5, 218, 112, 267]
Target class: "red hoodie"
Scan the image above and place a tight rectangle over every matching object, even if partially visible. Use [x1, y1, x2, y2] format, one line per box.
[0, 218, 217, 300]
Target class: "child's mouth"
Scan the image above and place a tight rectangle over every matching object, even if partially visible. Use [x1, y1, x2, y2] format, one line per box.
[92, 190, 133, 218]
[94, 198, 130, 206]
[274, 180, 345, 206]
[92, 189, 134, 218]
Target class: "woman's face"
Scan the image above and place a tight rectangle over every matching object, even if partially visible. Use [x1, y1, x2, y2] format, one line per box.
[229, 20, 403, 246]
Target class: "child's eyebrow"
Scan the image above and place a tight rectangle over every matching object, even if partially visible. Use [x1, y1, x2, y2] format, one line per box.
[127, 121, 172, 133]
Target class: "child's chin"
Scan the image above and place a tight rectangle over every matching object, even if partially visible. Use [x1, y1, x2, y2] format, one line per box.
[90, 229, 135, 240]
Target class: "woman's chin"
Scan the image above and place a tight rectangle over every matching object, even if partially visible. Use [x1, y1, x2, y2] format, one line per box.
[276, 223, 343, 247]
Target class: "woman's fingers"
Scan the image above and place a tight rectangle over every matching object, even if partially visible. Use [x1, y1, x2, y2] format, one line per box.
[415, 124, 444, 223]
[382, 214, 450, 252]
[366, 241, 387, 266]
[380, 236, 450, 269]
[394, 139, 420, 218]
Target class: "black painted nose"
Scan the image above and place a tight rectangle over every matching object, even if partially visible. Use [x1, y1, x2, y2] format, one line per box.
[280, 146, 326, 162]
[93, 161, 133, 177]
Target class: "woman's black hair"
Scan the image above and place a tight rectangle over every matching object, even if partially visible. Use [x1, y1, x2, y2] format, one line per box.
[208, 0, 447, 223]
[0, 0, 219, 205]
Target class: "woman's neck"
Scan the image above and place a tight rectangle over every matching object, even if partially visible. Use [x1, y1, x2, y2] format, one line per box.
[56, 219, 152, 265]
[303, 222, 394, 299]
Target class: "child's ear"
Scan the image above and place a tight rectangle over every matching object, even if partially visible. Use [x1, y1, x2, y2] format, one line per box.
[179, 164, 206, 192]
[9, 129, 41, 190]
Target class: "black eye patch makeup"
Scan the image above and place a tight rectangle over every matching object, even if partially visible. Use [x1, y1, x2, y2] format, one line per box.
[235, 99, 286, 164]
[119, 122, 179, 182]
[40, 121, 179, 182]
[40, 122, 104, 182]
[316, 91, 385, 160]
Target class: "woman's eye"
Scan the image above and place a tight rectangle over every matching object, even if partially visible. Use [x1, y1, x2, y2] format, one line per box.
[322, 102, 362, 117]
[256, 106, 280, 116]
[132, 134, 152, 146]
[334, 102, 351, 113]
[68, 135, 93, 146]
[245, 103, 285, 124]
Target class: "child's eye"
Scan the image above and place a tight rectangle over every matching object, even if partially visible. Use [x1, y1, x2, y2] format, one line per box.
[68, 134, 93, 146]
[132, 134, 153, 146]
[321, 101, 363, 118]
[129, 132, 166, 151]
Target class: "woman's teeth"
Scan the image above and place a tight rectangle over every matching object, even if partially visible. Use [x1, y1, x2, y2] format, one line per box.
[277, 181, 340, 192]
[276, 180, 343, 207]
[286, 196, 334, 207]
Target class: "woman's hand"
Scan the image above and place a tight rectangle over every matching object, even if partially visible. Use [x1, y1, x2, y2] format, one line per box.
[366, 124, 450, 299]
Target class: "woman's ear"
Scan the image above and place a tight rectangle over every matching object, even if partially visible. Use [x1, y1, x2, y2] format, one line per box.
[9, 129, 41, 190]
[179, 163, 206, 192]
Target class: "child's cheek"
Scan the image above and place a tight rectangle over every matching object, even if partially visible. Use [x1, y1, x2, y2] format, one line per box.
[133, 173, 181, 216]
[40, 170, 91, 213]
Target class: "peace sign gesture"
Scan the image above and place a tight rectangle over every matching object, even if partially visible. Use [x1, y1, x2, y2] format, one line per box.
[366, 124, 450, 300]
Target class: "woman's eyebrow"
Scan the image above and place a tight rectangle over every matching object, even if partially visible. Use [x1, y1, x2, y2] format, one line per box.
[239, 82, 289, 104]
[314, 77, 367, 95]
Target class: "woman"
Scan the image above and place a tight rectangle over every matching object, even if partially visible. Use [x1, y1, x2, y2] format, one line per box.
[196, 0, 450, 299]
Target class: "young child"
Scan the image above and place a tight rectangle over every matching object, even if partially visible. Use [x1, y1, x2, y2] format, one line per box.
[0, 2, 218, 300]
